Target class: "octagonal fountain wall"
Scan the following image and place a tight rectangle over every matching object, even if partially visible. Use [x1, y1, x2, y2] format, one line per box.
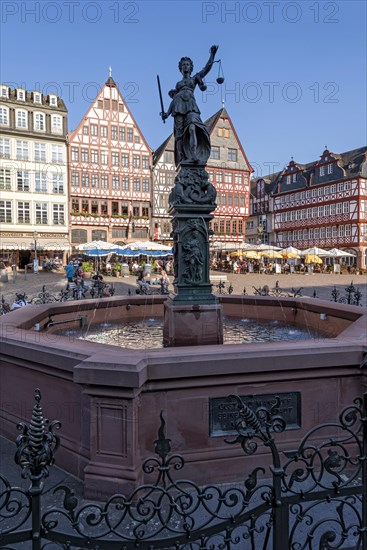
[0, 294, 366, 498]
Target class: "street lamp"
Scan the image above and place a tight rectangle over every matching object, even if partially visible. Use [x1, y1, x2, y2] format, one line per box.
[33, 231, 39, 273]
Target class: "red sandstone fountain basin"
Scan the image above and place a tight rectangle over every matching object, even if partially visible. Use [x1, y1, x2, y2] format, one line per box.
[0, 295, 365, 498]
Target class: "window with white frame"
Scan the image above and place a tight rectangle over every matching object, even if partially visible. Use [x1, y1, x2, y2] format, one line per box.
[338, 182, 344, 192]
[345, 181, 351, 190]
[303, 228, 308, 239]
[235, 173, 242, 184]
[224, 173, 232, 183]
[330, 184, 336, 193]
[330, 203, 336, 215]
[142, 179, 149, 192]
[327, 163, 333, 175]
[91, 174, 99, 188]
[216, 171, 223, 183]
[101, 151, 108, 164]
[121, 153, 129, 167]
[314, 228, 320, 240]
[71, 147, 79, 161]
[318, 187, 323, 196]
[311, 189, 317, 197]
[49, 95, 58, 107]
[90, 149, 98, 163]
[0, 107, 9, 125]
[17, 201, 30, 223]
[35, 202, 48, 224]
[51, 145, 63, 163]
[17, 170, 30, 191]
[345, 224, 351, 236]
[0, 168, 11, 190]
[142, 156, 149, 170]
[343, 202, 349, 213]
[211, 146, 220, 160]
[52, 174, 64, 194]
[0, 201, 11, 223]
[332, 225, 337, 237]
[71, 172, 79, 186]
[34, 142, 46, 162]
[17, 89, 25, 101]
[122, 177, 129, 190]
[301, 209, 306, 219]
[296, 209, 301, 220]
[111, 126, 118, 140]
[133, 178, 141, 192]
[51, 115, 62, 133]
[16, 140, 29, 160]
[53, 204, 65, 224]
[133, 155, 140, 169]
[33, 92, 41, 104]
[112, 176, 119, 190]
[326, 226, 331, 238]
[100, 126, 108, 138]
[0, 138, 10, 158]
[35, 173, 47, 192]
[320, 227, 326, 238]
[90, 124, 98, 136]
[318, 206, 324, 217]
[81, 149, 88, 162]
[309, 228, 314, 240]
[324, 204, 330, 216]
[16, 110, 27, 128]
[81, 173, 89, 187]
[34, 112, 45, 131]
[228, 148, 237, 162]
[0, 86, 9, 98]
[338, 225, 344, 237]
[312, 207, 317, 218]
[111, 152, 119, 166]
[336, 203, 343, 214]
[292, 173, 297, 183]
[286, 175, 291, 185]
[320, 166, 325, 177]
[101, 175, 108, 189]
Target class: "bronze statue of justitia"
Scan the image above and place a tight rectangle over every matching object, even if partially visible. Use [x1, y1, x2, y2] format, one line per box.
[159, 45, 219, 167]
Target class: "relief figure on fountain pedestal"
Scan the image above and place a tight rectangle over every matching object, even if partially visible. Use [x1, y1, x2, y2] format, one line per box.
[182, 229, 204, 284]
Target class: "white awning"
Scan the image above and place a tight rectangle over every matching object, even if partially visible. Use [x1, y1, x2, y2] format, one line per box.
[0, 238, 70, 251]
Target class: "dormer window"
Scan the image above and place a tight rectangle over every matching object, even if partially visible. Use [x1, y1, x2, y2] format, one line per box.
[292, 173, 297, 183]
[0, 86, 9, 98]
[320, 166, 325, 177]
[17, 89, 25, 101]
[33, 92, 41, 104]
[286, 175, 291, 184]
[49, 95, 58, 107]
[327, 163, 333, 175]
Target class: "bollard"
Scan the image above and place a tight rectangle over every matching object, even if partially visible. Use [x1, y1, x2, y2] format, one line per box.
[12, 265, 17, 283]
[24, 265, 27, 280]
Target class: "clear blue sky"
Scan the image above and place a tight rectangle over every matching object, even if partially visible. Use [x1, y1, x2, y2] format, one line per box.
[1, 0, 366, 176]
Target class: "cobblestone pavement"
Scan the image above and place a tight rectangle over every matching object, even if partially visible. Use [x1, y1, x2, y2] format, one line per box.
[0, 268, 366, 305]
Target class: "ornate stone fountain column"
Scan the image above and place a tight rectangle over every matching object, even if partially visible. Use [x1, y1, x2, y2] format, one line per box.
[163, 161, 223, 346]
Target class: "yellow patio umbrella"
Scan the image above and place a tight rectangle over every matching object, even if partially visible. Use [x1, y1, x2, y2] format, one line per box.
[230, 251, 243, 258]
[304, 254, 323, 264]
[282, 252, 301, 259]
[259, 250, 283, 259]
[243, 251, 261, 260]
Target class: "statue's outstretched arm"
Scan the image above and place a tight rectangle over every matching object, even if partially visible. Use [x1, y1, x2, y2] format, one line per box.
[196, 45, 219, 79]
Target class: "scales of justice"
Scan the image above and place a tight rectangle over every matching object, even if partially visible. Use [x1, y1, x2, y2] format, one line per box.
[157, 45, 226, 347]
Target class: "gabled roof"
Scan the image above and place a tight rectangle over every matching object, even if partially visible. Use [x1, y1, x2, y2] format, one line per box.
[69, 75, 152, 152]
[153, 134, 174, 165]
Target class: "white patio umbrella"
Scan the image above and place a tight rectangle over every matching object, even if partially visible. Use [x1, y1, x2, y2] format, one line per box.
[76, 240, 115, 251]
[256, 243, 283, 252]
[210, 242, 242, 251]
[281, 246, 303, 255]
[121, 241, 172, 251]
[327, 248, 355, 257]
[301, 247, 333, 257]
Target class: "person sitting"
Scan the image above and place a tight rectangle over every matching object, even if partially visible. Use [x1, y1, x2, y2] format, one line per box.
[105, 261, 112, 276]
[136, 269, 150, 293]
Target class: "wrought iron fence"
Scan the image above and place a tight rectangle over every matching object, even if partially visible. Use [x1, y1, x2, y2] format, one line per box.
[1, 389, 366, 549]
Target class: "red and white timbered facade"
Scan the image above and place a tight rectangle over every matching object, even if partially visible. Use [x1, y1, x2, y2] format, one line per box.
[263, 147, 367, 268]
[68, 76, 152, 246]
[152, 107, 252, 245]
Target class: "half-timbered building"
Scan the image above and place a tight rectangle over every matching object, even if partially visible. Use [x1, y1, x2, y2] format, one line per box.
[252, 146, 367, 269]
[152, 107, 252, 245]
[68, 75, 152, 246]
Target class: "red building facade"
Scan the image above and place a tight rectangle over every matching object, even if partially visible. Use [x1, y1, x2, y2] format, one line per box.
[268, 147, 367, 268]
[68, 76, 152, 246]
